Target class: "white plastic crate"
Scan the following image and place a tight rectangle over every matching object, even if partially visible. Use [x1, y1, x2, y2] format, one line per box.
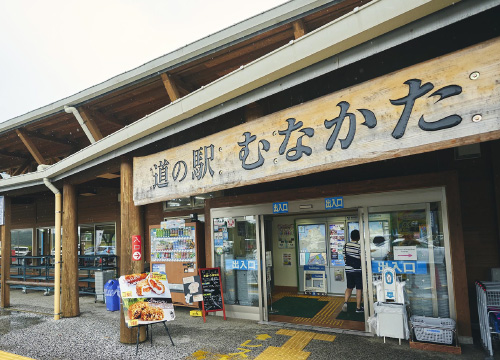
[411, 316, 455, 345]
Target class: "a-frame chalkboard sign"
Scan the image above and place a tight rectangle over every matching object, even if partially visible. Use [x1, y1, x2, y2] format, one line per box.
[199, 267, 226, 322]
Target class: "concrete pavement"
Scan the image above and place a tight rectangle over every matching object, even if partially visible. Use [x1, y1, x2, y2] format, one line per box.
[0, 290, 496, 359]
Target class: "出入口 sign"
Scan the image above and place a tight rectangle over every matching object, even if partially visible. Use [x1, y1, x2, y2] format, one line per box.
[133, 39, 500, 206]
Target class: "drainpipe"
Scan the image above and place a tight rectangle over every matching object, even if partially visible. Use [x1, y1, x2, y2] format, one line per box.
[64, 106, 96, 144]
[42, 175, 62, 321]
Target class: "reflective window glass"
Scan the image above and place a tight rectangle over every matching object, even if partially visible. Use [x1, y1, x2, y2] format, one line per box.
[369, 202, 449, 317]
[214, 216, 258, 307]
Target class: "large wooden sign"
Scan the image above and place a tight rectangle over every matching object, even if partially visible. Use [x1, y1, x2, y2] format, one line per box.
[134, 38, 500, 205]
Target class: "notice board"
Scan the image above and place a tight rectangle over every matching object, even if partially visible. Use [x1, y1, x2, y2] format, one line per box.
[199, 267, 226, 322]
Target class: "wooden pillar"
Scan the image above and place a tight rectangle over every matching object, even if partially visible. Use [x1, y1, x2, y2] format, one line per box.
[445, 173, 471, 339]
[491, 141, 500, 249]
[119, 156, 146, 343]
[1, 197, 11, 308]
[32, 226, 38, 256]
[43, 229, 50, 256]
[204, 198, 212, 268]
[62, 183, 80, 317]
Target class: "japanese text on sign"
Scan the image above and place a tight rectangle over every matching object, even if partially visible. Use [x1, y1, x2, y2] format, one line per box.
[133, 41, 500, 206]
[325, 197, 344, 210]
[225, 259, 258, 271]
[273, 202, 289, 214]
[132, 235, 142, 261]
[372, 260, 427, 274]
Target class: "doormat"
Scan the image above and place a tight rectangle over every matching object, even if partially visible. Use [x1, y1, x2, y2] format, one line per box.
[335, 302, 365, 322]
[269, 297, 328, 318]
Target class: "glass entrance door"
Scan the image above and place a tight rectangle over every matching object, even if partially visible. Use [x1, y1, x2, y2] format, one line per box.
[365, 202, 451, 318]
[213, 216, 259, 307]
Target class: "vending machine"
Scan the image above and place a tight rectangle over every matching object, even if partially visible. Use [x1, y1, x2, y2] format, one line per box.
[150, 221, 204, 307]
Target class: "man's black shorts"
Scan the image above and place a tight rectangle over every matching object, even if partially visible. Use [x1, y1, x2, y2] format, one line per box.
[346, 271, 363, 290]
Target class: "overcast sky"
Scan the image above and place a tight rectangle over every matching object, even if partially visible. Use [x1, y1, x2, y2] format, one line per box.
[0, 0, 288, 123]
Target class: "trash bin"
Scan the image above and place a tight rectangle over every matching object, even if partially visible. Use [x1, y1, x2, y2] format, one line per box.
[104, 279, 120, 311]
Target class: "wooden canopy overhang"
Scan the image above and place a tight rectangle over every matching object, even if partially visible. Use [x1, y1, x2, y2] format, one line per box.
[0, 0, 464, 194]
[0, 0, 370, 178]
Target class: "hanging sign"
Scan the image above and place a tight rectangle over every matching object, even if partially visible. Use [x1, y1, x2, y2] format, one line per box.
[133, 39, 500, 205]
[132, 235, 142, 261]
[0, 196, 4, 226]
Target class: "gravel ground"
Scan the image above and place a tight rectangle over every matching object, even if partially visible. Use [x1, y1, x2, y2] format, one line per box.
[0, 290, 497, 359]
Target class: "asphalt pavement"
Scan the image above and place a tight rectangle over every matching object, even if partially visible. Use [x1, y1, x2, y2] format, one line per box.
[0, 289, 497, 359]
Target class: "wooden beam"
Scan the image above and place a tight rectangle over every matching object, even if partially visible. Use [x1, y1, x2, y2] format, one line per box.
[23, 130, 75, 147]
[244, 102, 264, 122]
[82, 106, 125, 128]
[78, 107, 104, 142]
[161, 72, 181, 101]
[0, 149, 29, 160]
[15, 129, 46, 165]
[12, 160, 32, 176]
[292, 19, 306, 39]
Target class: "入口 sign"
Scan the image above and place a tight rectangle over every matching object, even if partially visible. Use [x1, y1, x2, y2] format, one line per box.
[133, 39, 500, 206]
[132, 235, 142, 261]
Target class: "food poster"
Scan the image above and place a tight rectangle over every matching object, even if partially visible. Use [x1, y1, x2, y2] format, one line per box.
[183, 275, 203, 304]
[329, 224, 345, 266]
[120, 272, 175, 326]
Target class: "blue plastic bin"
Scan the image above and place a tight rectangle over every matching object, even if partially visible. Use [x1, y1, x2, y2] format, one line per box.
[104, 279, 120, 311]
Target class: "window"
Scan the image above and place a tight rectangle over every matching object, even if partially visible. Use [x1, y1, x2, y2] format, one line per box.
[368, 202, 449, 317]
[214, 216, 258, 307]
[79, 223, 116, 255]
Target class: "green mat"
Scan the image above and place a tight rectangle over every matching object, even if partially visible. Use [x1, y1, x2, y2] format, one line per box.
[335, 302, 365, 322]
[269, 297, 328, 318]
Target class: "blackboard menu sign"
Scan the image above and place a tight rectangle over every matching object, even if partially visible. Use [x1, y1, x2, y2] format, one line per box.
[199, 267, 226, 322]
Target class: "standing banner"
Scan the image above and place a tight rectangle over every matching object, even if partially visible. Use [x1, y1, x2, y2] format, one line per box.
[199, 267, 226, 322]
[119, 272, 175, 327]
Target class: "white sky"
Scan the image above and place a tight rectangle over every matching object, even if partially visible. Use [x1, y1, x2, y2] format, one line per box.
[0, 0, 288, 123]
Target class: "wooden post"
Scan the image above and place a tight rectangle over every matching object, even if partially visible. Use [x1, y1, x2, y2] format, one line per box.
[1, 197, 11, 308]
[120, 156, 146, 344]
[491, 141, 500, 250]
[62, 183, 80, 317]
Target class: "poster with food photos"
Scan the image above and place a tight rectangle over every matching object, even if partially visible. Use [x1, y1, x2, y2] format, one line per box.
[119, 272, 175, 327]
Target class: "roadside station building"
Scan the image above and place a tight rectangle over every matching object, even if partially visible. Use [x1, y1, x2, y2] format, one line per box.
[1, 0, 500, 346]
